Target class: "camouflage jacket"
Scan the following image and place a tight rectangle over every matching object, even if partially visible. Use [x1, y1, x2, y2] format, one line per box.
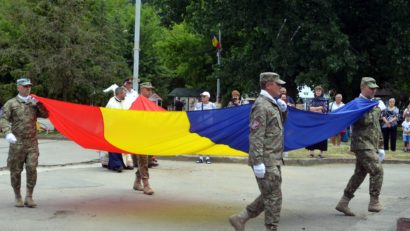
[350, 95, 383, 151]
[248, 95, 285, 167]
[0, 96, 49, 141]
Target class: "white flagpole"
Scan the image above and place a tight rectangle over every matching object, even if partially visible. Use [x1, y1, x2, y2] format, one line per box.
[133, 0, 141, 90]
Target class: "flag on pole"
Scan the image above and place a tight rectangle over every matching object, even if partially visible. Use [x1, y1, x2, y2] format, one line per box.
[211, 32, 221, 49]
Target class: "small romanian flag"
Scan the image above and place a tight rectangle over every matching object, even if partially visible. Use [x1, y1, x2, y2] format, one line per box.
[211, 32, 221, 49]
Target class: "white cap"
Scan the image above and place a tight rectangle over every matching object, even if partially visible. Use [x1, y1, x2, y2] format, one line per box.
[200, 91, 210, 97]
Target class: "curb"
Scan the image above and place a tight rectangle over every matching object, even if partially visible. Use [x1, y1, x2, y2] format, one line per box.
[157, 155, 410, 166]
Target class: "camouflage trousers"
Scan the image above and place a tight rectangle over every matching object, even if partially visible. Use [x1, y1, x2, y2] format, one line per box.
[7, 142, 39, 192]
[246, 165, 282, 228]
[131, 154, 149, 179]
[344, 150, 383, 199]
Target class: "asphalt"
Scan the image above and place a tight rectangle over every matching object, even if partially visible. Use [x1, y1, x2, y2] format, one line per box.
[0, 139, 409, 231]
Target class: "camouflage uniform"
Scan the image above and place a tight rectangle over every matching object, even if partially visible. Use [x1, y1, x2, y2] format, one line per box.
[0, 96, 48, 198]
[132, 154, 149, 179]
[344, 95, 384, 199]
[246, 94, 285, 229]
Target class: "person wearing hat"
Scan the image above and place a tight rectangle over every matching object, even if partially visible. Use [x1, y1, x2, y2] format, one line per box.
[123, 78, 138, 109]
[229, 72, 286, 231]
[335, 77, 385, 216]
[131, 82, 156, 195]
[194, 91, 216, 164]
[0, 78, 49, 208]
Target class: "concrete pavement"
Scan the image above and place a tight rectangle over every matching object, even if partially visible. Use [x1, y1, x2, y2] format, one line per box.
[0, 139, 409, 231]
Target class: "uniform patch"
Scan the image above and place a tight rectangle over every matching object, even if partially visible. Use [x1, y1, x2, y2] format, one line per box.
[251, 120, 261, 130]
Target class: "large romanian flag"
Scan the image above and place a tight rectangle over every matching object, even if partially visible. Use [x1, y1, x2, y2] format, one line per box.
[35, 96, 249, 156]
[34, 96, 378, 156]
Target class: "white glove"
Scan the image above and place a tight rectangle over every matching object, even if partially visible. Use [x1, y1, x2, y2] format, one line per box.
[377, 100, 386, 111]
[276, 99, 288, 112]
[27, 95, 38, 105]
[5, 133, 17, 144]
[253, 163, 266, 178]
[378, 149, 385, 162]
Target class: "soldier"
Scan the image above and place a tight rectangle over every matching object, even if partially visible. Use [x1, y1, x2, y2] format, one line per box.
[335, 77, 385, 216]
[229, 72, 287, 231]
[131, 82, 155, 195]
[0, 78, 49, 208]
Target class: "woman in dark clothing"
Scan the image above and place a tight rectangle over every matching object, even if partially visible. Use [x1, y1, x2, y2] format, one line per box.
[306, 85, 328, 158]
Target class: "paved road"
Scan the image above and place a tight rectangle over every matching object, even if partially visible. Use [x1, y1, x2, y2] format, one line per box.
[0, 139, 409, 231]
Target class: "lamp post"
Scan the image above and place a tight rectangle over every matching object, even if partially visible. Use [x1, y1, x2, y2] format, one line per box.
[132, 0, 141, 90]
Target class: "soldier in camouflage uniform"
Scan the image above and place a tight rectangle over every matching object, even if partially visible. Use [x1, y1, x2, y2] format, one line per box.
[0, 78, 49, 208]
[335, 77, 384, 216]
[229, 72, 287, 231]
[131, 82, 155, 195]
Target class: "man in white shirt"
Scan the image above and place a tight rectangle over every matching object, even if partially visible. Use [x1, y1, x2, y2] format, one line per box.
[106, 87, 130, 172]
[123, 78, 138, 109]
[194, 91, 216, 164]
[194, 91, 216, 111]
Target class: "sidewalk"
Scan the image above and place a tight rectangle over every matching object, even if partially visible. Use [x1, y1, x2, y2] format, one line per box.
[0, 139, 98, 170]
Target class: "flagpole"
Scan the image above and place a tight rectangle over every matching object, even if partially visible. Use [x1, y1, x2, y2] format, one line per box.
[132, 0, 141, 90]
[216, 29, 221, 104]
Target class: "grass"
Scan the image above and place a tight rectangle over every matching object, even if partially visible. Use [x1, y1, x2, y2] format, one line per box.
[287, 139, 410, 160]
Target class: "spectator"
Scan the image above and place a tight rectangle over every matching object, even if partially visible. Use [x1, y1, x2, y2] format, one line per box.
[227, 90, 244, 107]
[381, 98, 399, 152]
[123, 78, 138, 109]
[195, 91, 216, 164]
[174, 97, 185, 111]
[306, 85, 328, 158]
[105, 87, 131, 172]
[280, 87, 295, 107]
[329, 94, 346, 146]
[403, 103, 410, 119]
[402, 114, 410, 152]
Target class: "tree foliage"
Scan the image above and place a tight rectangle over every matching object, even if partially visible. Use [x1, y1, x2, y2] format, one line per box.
[1, 0, 409, 106]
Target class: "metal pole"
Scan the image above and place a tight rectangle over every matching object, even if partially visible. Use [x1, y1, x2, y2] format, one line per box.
[132, 0, 141, 90]
[216, 29, 221, 104]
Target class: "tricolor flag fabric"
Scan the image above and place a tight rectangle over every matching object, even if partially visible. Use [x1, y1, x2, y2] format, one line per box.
[34, 96, 378, 157]
[211, 32, 221, 49]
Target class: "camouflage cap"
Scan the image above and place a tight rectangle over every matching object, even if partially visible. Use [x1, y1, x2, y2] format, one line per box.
[361, 77, 379, 88]
[16, 78, 32, 86]
[140, 82, 154, 89]
[260, 72, 286, 85]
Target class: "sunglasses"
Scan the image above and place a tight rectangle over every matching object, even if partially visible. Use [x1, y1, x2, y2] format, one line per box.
[22, 85, 32, 88]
